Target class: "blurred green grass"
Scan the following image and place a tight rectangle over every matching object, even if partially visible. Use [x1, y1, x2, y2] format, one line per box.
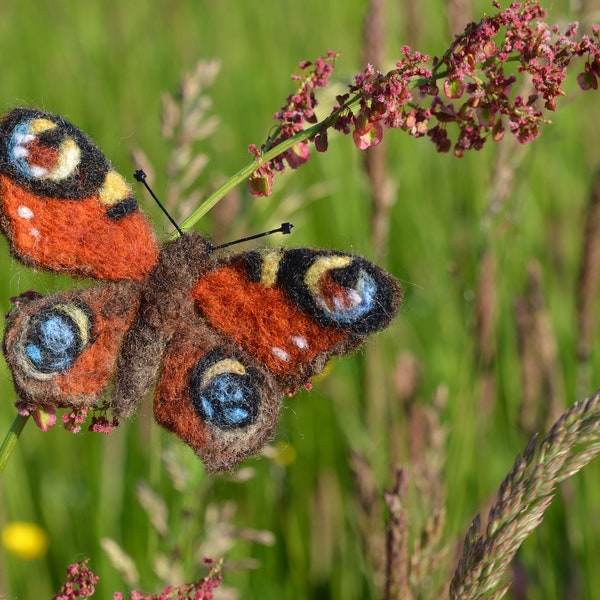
[1, 0, 600, 599]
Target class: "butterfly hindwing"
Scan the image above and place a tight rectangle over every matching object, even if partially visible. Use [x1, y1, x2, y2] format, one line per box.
[154, 326, 282, 473]
[0, 108, 159, 281]
[3, 282, 142, 408]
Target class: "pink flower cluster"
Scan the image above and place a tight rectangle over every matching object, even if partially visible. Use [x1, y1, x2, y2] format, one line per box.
[16, 401, 119, 435]
[89, 413, 120, 435]
[53, 558, 99, 600]
[247, 51, 337, 196]
[62, 403, 119, 434]
[248, 0, 600, 196]
[62, 407, 90, 434]
[88, 402, 120, 434]
[54, 558, 222, 600]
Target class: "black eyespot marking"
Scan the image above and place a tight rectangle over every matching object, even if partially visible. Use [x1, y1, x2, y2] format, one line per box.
[0, 107, 110, 198]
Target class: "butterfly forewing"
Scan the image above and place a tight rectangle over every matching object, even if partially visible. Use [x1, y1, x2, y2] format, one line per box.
[0, 108, 159, 281]
[192, 247, 402, 389]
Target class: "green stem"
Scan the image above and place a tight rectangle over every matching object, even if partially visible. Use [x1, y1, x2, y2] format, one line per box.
[0, 414, 28, 476]
[177, 121, 324, 233]
[176, 94, 363, 234]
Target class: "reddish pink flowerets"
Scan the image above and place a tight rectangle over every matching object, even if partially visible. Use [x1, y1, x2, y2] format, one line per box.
[248, 0, 600, 195]
[53, 558, 99, 600]
[54, 558, 223, 600]
[112, 557, 223, 600]
[17, 398, 120, 435]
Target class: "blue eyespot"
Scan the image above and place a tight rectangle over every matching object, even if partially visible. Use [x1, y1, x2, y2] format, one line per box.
[24, 304, 91, 374]
[189, 352, 261, 430]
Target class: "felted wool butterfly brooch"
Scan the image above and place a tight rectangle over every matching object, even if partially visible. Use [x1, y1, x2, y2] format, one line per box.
[0, 107, 402, 472]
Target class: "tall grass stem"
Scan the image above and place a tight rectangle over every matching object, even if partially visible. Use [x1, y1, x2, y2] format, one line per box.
[0, 414, 28, 476]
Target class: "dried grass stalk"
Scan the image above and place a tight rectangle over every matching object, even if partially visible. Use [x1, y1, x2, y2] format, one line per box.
[445, 0, 472, 36]
[362, 0, 396, 259]
[384, 469, 411, 600]
[514, 262, 564, 435]
[350, 451, 387, 590]
[449, 390, 600, 600]
[576, 170, 600, 362]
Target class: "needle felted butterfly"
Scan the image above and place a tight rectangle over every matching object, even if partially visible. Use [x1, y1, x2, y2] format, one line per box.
[0, 107, 402, 472]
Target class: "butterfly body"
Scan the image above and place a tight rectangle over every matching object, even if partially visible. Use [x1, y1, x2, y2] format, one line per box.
[0, 108, 402, 472]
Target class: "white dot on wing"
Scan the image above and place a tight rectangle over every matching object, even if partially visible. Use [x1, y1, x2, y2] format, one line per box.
[14, 132, 35, 145]
[292, 335, 308, 350]
[17, 205, 34, 220]
[271, 347, 290, 361]
[29, 165, 48, 178]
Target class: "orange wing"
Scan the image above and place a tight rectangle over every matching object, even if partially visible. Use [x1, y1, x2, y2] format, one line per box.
[3, 282, 141, 408]
[154, 325, 282, 473]
[0, 108, 159, 281]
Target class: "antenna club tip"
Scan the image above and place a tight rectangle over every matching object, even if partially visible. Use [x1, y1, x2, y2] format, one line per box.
[133, 170, 147, 182]
[281, 222, 294, 234]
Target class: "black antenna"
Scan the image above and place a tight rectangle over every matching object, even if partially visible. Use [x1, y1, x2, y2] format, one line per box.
[134, 170, 184, 236]
[213, 222, 294, 250]
[134, 170, 293, 248]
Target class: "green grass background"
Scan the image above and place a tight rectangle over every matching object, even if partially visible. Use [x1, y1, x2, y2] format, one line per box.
[1, 0, 600, 598]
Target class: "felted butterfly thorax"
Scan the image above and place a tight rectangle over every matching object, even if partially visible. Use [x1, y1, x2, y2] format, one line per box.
[0, 107, 402, 472]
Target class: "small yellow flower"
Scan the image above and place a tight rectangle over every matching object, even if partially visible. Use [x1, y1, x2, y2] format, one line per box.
[1, 521, 49, 560]
[272, 441, 297, 467]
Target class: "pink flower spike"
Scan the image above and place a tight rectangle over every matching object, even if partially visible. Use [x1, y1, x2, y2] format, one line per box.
[32, 405, 57, 432]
